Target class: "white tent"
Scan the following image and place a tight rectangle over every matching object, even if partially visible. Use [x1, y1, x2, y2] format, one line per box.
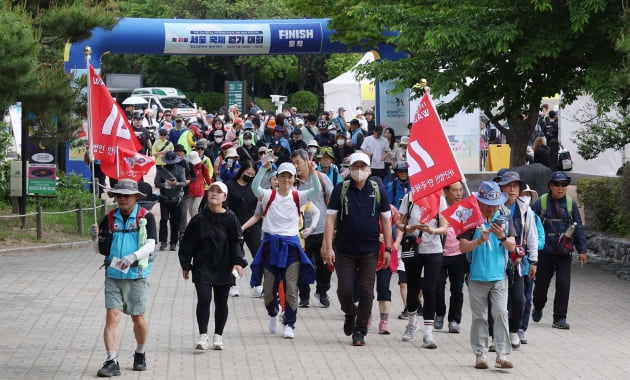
[323, 52, 375, 117]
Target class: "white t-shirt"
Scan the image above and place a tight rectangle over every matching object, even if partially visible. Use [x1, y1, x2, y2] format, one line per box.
[398, 194, 447, 254]
[261, 189, 309, 236]
[361, 136, 390, 169]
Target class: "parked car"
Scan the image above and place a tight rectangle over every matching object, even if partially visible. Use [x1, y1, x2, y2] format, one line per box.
[131, 87, 198, 118]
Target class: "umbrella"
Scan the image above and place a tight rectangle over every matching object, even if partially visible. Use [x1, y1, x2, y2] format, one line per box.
[122, 96, 149, 105]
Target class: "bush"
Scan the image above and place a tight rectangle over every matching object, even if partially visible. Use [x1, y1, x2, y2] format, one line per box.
[31, 171, 94, 210]
[289, 91, 319, 114]
[577, 176, 630, 236]
[187, 91, 225, 113]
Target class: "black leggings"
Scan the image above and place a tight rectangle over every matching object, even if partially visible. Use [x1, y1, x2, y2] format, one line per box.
[194, 282, 230, 335]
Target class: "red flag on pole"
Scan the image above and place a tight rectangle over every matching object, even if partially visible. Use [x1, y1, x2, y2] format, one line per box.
[413, 190, 443, 224]
[407, 93, 462, 203]
[88, 65, 154, 181]
[441, 195, 484, 235]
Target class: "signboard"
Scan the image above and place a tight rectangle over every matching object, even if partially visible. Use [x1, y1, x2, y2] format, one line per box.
[27, 142, 57, 196]
[226, 81, 246, 112]
[377, 80, 409, 137]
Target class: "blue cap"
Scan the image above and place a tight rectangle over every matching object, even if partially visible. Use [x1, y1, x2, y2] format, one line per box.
[474, 181, 508, 206]
[549, 171, 571, 184]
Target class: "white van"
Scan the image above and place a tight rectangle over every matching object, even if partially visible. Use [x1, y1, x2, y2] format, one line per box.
[131, 87, 198, 118]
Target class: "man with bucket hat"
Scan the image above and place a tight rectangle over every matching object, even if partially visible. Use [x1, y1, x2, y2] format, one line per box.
[530, 171, 587, 330]
[154, 151, 187, 251]
[458, 181, 517, 370]
[92, 179, 157, 376]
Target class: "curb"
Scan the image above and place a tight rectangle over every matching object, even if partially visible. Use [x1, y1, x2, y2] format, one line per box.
[0, 240, 92, 255]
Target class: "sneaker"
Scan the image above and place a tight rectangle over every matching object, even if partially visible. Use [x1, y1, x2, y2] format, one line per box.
[518, 329, 527, 344]
[434, 315, 444, 330]
[352, 330, 365, 346]
[532, 308, 543, 322]
[195, 334, 209, 350]
[402, 322, 418, 342]
[169, 243, 177, 251]
[510, 332, 521, 350]
[495, 354, 513, 369]
[422, 334, 438, 349]
[378, 320, 390, 335]
[475, 354, 489, 369]
[318, 293, 330, 308]
[132, 352, 146, 371]
[97, 359, 121, 377]
[299, 298, 309, 308]
[343, 314, 356, 336]
[398, 308, 409, 320]
[159, 242, 167, 251]
[212, 334, 224, 350]
[552, 319, 570, 329]
[229, 285, 240, 297]
[448, 321, 460, 333]
[269, 315, 280, 334]
[250, 286, 264, 298]
[282, 325, 295, 339]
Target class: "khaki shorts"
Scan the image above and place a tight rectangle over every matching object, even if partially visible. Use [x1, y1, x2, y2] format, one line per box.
[104, 277, 149, 315]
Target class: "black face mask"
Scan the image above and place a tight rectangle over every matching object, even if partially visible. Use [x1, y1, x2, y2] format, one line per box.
[242, 175, 254, 184]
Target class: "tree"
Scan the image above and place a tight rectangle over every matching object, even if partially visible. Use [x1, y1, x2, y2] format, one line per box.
[282, 0, 629, 167]
[573, 103, 630, 160]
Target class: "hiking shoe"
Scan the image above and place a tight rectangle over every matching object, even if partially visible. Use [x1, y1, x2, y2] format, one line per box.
[212, 334, 224, 350]
[282, 325, 295, 339]
[229, 285, 240, 297]
[250, 285, 263, 298]
[97, 359, 120, 377]
[475, 354, 489, 369]
[299, 298, 310, 308]
[378, 320, 390, 335]
[495, 354, 513, 369]
[398, 308, 409, 320]
[552, 319, 570, 329]
[169, 243, 177, 251]
[448, 321, 460, 333]
[422, 334, 438, 349]
[133, 352, 146, 371]
[269, 315, 280, 334]
[195, 334, 209, 350]
[352, 330, 365, 346]
[434, 315, 444, 330]
[318, 292, 330, 308]
[159, 242, 167, 251]
[518, 329, 527, 344]
[510, 332, 521, 350]
[532, 308, 543, 322]
[402, 322, 419, 342]
[344, 314, 356, 336]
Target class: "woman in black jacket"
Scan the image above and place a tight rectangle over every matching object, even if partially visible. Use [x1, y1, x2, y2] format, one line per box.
[178, 182, 247, 351]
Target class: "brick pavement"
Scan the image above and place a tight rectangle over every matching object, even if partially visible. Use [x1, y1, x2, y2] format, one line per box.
[1, 244, 630, 379]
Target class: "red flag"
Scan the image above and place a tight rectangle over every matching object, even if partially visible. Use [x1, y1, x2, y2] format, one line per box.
[442, 195, 484, 235]
[88, 65, 154, 181]
[414, 190, 442, 224]
[408, 93, 462, 203]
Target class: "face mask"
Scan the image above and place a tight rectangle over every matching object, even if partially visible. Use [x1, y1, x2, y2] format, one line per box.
[308, 147, 317, 154]
[215, 137, 223, 144]
[337, 139, 345, 146]
[351, 169, 370, 182]
[293, 136, 301, 141]
[243, 175, 254, 183]
[518, 195, 531, 207]
[244, 139, 252, 146]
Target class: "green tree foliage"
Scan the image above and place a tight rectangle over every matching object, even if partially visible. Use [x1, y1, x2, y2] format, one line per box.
[573, 104, 630, 160]
[283, 0, 629, 166]
[289, 91, 319, 113]
[324, 53, 363, 80]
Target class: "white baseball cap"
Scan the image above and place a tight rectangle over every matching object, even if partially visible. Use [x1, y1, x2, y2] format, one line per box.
[209, 181, 228, 195]
[277, 162, 296, 176]
[349, 152, 371, 166]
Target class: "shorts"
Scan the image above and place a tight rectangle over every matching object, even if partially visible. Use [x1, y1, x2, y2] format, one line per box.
[105, 277, 149, 315]
[397, 270, 407, 284]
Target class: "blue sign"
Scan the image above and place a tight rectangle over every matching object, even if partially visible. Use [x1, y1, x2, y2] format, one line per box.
[269, 23, 323, 54]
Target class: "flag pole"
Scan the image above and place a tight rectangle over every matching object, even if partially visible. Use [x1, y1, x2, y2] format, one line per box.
[85, 46, 98, 226]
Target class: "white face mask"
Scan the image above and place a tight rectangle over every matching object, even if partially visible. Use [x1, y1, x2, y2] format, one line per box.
[308, 147, 317, 154]
[350, 169, 370, 182]
[518, 195, 531, 207]
[337, 139, 345, 146]
[215, 137, 224, 144]
[244, 139, 252, 146]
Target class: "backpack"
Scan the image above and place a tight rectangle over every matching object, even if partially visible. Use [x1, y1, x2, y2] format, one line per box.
[262, 189, 300, 217]
[339, 179, 381, 220]
[98, 207, 148, 257]
[540, 193, 572, 220]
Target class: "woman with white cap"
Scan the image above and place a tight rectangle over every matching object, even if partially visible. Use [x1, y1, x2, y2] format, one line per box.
[178, 181, 247, 351]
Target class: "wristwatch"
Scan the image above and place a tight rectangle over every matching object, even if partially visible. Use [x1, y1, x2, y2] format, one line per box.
[499, 236, 507, 242]
[385, 247, 392, 253]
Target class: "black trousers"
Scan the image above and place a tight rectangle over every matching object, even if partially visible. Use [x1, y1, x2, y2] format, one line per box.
[435, 254, 467, 324]
[298, 234, 332, 299]
[194, 282, 230, 335]
[159, 200, 181, 244]
[533, 252, 572, 320]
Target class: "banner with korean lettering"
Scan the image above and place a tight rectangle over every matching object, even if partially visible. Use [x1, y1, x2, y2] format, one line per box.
[407, 93, 462, 203]
[441, 195, 484, 235]
[88, 65, 154, 181]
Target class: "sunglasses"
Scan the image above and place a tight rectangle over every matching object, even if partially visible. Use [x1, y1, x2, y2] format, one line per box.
[550, 181, 569, 187]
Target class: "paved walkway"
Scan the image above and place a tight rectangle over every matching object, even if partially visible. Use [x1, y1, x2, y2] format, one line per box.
[1, 244, 629, 379]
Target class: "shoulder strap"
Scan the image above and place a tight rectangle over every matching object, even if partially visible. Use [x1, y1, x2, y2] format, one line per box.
[370, 180, 381, 207]
[340, 180, 351, 219]
[262, 189, 277, 217]
[292, 190, 300, 217]
[107, 206, 147, 232]
[316, 171, 330, 204]
[541, 193, 573, 219]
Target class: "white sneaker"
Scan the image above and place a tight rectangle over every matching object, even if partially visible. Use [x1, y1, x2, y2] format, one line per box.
[229, 285, 240, 297]
[282, 325, 295, 339]
[422, 334, 438, 349]
[195, 334, 209, 350]
[269, 315, 279, 334]
[251, 285, 264, 298]
[402, 323, 419, 342]
[212, 334, 223, 350]
[510, 332, 521, 349]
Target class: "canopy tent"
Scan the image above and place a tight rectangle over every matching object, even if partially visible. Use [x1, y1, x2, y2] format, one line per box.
[323, 52, 375, 118]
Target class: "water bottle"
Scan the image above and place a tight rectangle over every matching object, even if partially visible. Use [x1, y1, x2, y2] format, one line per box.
[563, 222, 577, 238]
